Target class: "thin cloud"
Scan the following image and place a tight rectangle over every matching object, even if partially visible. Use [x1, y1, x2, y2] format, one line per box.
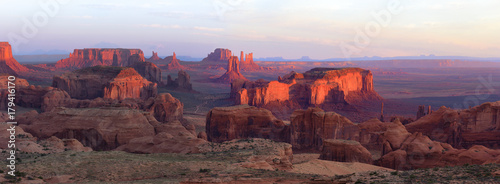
[193, 26, 224, 32]
[140, 24, 182, 29]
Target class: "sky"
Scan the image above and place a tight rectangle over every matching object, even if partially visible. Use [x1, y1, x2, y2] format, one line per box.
[1, 0, 499, 59]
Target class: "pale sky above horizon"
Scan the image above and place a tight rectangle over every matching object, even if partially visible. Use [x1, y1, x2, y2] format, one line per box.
[1, 0, 499, 59]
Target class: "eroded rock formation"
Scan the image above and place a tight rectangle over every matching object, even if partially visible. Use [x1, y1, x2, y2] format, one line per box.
[166, 70, 194, 92]
[130, 61, 162, 84]
[216, 56, 248, 83]
[144, 93, 183, 123]
[148, 51, 161, 61]
[232, 68, 382, 108]
[239, 51, 266, 71]
[289, 107, 359, 150]
[165, 52, 188, 70]
[52, 66, 157, 100]
[378, 132, 500, 170]
[406, 102, 500, 149]
[320, 139, 373, 164]
[0, 42, 30, 75]
[206, 105, 289, 143]
[202, 48, 232, 63]
[55, 48, 145, 69]
[20, 107, 156, 150]
[116, 120, 206, 153]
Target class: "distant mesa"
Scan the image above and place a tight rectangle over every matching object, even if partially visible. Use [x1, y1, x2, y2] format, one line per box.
[202, 48, 269, 71]
[215, 56, 248, 83]
[202, 48, 232, 63]
[52, 66, 157, 100]
[55, 48, 145, 69]
[232, 67, 382, 109]
[0, 42, 30, 75]
[55, 48, 163, 85]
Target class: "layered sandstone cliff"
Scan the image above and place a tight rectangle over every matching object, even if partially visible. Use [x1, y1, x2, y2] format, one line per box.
[52, 66, 157, 100]
[232, 67, 382, 108]
[216, 56, 248, 83]
[406, 101, 500, 149]
[206, 105, 289, 143]
[0, 42, 30, 75]
[55, 48, 145, 69]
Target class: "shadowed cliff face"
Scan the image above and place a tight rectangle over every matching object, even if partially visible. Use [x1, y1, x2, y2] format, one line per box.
[231, 67, 382, 108]
[0, 42, 30, 75]
[55, 48, 145, 69]
[52, 66, 157, 100]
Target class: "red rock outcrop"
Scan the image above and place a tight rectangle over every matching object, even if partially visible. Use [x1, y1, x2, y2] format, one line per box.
[320, 139, 373, 164]
[202, 48, 232, 63]
[216, 56, 248, 83]
[144, 93, 183, 123]
[165, 52, 188, 70]
[378, 132, 500, 170]
[0, 42, 30, 75]
[232, 67, 382, 108]
[0, 74, 29, 110]
[130, 61, 162, 84]
[116, 120, 207, 153]
[239, 51, 267, 71]
[53, 66, 157, 100]
[20, 107, 156, 150]
[166, 70, 195, 92]
[290, 107, 359, 150]
[148, 51, 161, 61]
[206, 105, 289, 143]
[55, 48, 145, 69]
[406, 102, 500, 149]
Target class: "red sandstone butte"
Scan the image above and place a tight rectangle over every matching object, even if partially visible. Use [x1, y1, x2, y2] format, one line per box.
[232, 67, 382, 107]
[216, 56, 248, 83]
[0, 42, 30, 75]
[202, 48, 232, 63]
[165, 52, 188, 70]
[239, 51, 267, 71]
[55, 48, 145, 69]
[148, 51, 161, 61]
[52, 66, 157, 100]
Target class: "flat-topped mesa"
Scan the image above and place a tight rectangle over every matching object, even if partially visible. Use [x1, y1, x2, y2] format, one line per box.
[0, 42, 30, 75]
[52, 66, 157, 100]
[232, 67, 382, 107]
[216, 56, 248, 83]
[55, 48, 145, 69]
[202, 48, 232, 63]
[148, 51, 161, 61]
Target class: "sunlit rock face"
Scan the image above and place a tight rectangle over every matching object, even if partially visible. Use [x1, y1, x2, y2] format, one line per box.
[52, 66, 157, 100]
[0, 42, 30, 75]
[55, 48, 145, 69]
[232, 67, 382, 107]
